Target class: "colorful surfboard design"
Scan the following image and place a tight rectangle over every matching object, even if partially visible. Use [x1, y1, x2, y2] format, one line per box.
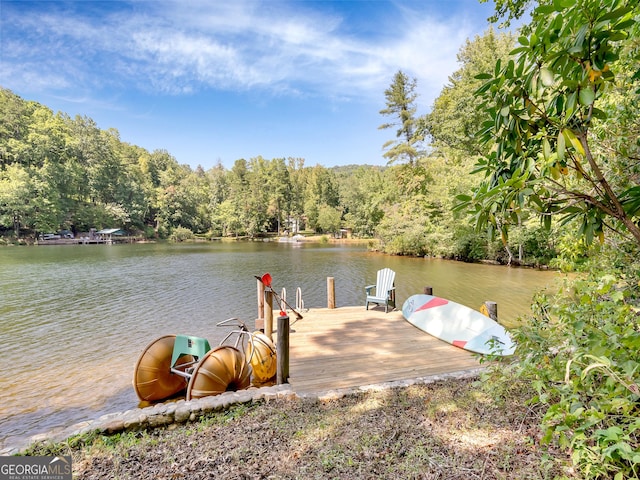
[401, 294, 516, 356]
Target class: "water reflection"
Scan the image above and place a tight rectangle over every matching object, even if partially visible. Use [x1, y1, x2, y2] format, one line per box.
[0, 242, 561, 450]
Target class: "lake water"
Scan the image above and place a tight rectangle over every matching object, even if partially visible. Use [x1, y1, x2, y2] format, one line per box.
[0, 241, 560, 451]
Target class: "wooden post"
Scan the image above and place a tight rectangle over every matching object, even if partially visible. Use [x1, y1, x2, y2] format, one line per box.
[277, 314, 290, 384]
[484, 301, 498, 321]
[264, 289, 273, 340]
[256, 278, 265, 331]
[423, 286, 433, 295]
[327, 276, 336, 309]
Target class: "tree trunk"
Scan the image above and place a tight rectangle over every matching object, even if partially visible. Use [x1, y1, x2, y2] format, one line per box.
[580, 134, 640, 247]
[13, 214, 20, 239]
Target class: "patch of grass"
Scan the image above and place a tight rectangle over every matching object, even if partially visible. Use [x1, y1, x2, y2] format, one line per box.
[24, 378, 575, 479]
[196, 402, 256, 429]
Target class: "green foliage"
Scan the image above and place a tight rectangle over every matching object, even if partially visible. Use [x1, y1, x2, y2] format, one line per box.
[379, 71, 423, 165]
[316, 205, 342, 235]
[487, 247, 640, 478]
[508, 221, 558, 266]
[380, 228, 428, 257]
[0, 44, 570, 263]
[412, 28, 552, 264]
[479, 0, 537, 27]
[303, 165, 340, 233]
[336, 166, 388, 237]
[474, 5, 640, 474]
[453, 228, 489, 262]
[0, 89, 357, 241]
[465, 0, 640, 248]
[421, 28, 516, 157]
[169, 226, 195, 242]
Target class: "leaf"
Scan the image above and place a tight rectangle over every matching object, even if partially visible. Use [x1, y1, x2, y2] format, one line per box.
[615, 18, 636, 30]
[590, 107, 607, 120]
[579, 88, 595, 105]
[505, 60, 515, 78]
[540, 67, 555, 87]
[620, 186, 640, 215]
[599, 6, 633, 22]
[566, 91, 577, 116]
[543, 138, 551, 160]
[562, 129, 585, 157]
[574, 24, 588, 51]
[536, 5, 556, 15]
[475, 81, 493, 95]
[509, 46, 529, 56]
[557, 130, 566, 162]
[568, 133, 585, 156]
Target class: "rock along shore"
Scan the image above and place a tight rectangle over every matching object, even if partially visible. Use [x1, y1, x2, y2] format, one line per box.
[5, 367, 485, 456]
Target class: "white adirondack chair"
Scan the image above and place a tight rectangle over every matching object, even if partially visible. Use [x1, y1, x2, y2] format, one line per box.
[365, 268, 396, 312]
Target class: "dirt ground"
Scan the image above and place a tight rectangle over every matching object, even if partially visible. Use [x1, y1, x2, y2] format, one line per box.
[29, 378, 575, 479]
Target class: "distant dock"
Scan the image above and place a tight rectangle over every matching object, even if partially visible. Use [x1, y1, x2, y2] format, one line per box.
[286, 306, 480, 394]
[37, 237, 137, 245]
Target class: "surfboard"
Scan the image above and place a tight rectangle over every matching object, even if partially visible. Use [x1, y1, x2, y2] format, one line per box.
[401, 294, 516, 356]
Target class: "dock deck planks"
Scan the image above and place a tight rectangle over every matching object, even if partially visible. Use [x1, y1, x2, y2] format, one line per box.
[285, 306, 481, 394]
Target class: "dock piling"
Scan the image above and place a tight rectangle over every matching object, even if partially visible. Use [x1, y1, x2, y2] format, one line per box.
[277, 314, 290, 384]
[264, 290, 273, 340]
[256, 278, 265, 331]
[484, 301, 498, 321]
[327, 277, 336, 309]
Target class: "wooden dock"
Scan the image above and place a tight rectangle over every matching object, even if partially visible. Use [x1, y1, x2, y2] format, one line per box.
[286, 306, 481, 394]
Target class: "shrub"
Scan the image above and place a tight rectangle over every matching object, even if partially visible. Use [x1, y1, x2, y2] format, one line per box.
[142, 226, 156, 239]
[486, 248, 640, 478]
[169, 227, 194, 242]
[382, 231, 427, 256]
[453, 231, 487, 262]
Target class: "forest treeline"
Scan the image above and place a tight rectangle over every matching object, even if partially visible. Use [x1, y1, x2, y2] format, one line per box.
[2, 14, 638, 269]
[0, 29, 559, 265]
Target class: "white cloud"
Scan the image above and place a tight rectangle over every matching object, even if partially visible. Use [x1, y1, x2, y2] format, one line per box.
[1, 1, 491, 106]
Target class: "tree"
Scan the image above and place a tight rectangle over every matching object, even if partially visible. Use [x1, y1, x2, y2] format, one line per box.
[0, 164, 34, 237]
[316, 205, 342, 235]
[267, 158, 292, 234]
[286, 157, 306, 232]
[462, 0, 640, 248]
[206, 161, 229, 236]
[0, 88, 36, 167]
[421, 28, 516, 157]
[154, 164, 208, 235]
[245, 156, 271, 236]
[303, 165, 340, 232]
[379, 70, 422, 165]
[337, 166, 387, 237]
[223, 159, 250, 236]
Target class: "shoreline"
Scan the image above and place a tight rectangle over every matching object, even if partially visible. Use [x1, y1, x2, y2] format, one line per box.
[19, 369, 575, 479]
[8, 368, 485, 456]
[0, 235, 555, 271]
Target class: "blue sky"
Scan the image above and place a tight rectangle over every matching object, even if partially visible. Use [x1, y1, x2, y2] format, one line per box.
[1, 0, 500, 170]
